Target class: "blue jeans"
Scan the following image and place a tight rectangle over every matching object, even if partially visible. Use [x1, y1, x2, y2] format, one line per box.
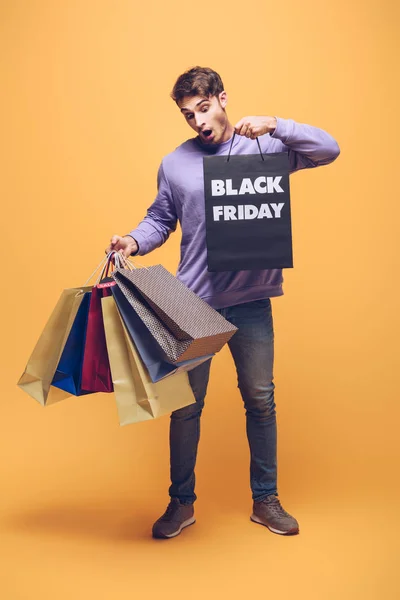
[169, 298, 277, 504]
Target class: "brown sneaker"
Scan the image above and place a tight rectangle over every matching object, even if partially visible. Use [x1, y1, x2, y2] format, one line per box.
[152, 498, 195, 539]
[251, 495, 299, 535]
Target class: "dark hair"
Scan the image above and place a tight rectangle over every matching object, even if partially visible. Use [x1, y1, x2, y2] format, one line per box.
[171, 66, 224, 103]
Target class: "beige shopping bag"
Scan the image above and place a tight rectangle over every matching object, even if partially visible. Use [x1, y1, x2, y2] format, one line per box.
[17, 287, 92, 406]
[101, 295, 196, 426]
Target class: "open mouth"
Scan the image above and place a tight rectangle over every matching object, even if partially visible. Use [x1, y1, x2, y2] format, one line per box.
[202, 129, 213, 139]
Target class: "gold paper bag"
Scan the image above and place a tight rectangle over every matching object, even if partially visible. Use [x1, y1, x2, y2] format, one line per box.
[17, 287, 92, 406]
[101, 295, 196, 426]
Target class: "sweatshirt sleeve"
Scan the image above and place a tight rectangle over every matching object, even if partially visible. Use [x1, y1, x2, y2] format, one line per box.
[127, 161, 178, 256]
[270, 117, 340, 173]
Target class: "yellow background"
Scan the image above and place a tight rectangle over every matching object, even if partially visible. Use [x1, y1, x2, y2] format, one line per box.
[1, 1, 399, 598]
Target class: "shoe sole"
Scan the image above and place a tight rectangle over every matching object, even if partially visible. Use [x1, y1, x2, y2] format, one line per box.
[153, 517, 196, 539]
[250, 514, 299, 536]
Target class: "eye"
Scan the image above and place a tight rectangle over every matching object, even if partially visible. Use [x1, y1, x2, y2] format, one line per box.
[201, 106, 209, 112]
[185, 113, 194, 120]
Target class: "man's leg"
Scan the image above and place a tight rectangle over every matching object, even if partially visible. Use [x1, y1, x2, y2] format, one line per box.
[222, 299, 277, 500]
[223, 298, 299, 535]
[152, 358, 212, 538]
[168, 357, 213, 504]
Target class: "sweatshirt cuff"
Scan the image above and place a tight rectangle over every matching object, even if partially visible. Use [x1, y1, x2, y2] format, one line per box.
[124, 231, 146, 256]
[270, 117, 291, 143]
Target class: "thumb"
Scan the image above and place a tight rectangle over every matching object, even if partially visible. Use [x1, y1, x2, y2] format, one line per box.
[234, 117, 245, 131]
[110, 234, 120, 245]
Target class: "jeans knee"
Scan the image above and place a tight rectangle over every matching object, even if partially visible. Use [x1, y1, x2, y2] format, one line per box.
[241, 382, 276, 419]
[171, 399, 204, 421]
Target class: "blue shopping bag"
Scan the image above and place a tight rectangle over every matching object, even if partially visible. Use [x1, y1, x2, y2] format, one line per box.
[52, 292, 92, 396]
[110, 284, 213, 383]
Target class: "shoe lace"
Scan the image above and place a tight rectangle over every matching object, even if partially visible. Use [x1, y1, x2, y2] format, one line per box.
[262, 496, 290, 518]
[161, 500, 179, 521]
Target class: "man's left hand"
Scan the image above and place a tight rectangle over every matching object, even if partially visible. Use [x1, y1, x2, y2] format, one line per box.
[234, 116, 277, 139]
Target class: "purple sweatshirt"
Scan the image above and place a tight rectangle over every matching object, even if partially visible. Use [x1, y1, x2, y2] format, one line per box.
[128, 117, 340, 309]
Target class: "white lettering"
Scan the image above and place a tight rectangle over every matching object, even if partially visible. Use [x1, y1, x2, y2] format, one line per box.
[254, 176, 267, 194]
[212, 203, 286, 221]
[270, 203, 285, 218]
[267, 176, 284, 193]
[213, 206, 223, 221]
[257, 204, 273, 219]
[239, 178, 256, 195]
[211, 176, 285, 196]
[226, 179, 238, 195]
[211, 180, 225, 196]
[244, 205, 258, 219]
[224, 206, 237, 220]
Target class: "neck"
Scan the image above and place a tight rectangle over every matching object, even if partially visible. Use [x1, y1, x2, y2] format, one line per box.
[220, 122, 235, 143]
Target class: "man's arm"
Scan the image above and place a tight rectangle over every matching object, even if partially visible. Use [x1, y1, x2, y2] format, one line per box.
[271, 117, 340, 172]
[107, 161, 178, 258]
[127, 161, 178, 255]
[235, 116, 340, 172]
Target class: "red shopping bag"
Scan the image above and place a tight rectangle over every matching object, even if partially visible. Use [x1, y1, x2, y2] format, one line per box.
[81, 283, 114, 393]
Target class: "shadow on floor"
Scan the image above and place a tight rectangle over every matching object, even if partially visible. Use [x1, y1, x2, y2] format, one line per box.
[3, 502, 163, 543]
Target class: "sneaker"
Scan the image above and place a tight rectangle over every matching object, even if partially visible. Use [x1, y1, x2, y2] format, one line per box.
[250, 495, 299, 535]
[152, 498, 196, 539]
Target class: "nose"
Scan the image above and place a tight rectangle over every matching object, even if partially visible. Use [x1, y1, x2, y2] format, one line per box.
[194, 113, 206, 129]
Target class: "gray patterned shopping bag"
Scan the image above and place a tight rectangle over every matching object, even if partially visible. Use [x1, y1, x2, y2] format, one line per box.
[111, 265, 237, 363]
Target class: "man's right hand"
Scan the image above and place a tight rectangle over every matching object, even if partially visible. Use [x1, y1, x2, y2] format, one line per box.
[105, 235, 138, 259]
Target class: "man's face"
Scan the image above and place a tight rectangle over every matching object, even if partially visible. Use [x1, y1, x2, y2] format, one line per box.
[178, 92, 231, 145]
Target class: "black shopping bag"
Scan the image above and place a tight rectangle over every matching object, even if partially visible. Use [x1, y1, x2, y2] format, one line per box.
[203, 135, 293, 271]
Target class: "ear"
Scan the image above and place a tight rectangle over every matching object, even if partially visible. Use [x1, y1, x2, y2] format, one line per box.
[218, 91, 228, 108]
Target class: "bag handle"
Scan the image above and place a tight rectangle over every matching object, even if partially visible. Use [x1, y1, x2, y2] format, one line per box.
[227, 132, 264, 162]
[83, 252, 150, 288]
[83, 256, 109, 286]
[82, 253, 128, 287]
[97, 252, 132, 284]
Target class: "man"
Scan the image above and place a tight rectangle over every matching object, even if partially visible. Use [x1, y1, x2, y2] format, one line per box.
[106, 66, 340, 539]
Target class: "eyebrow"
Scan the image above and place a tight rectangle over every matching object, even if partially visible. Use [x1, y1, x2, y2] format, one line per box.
[180, 99, 209, 113]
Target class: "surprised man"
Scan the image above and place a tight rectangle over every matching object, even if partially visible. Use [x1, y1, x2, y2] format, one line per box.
[106, 66, 340, 539]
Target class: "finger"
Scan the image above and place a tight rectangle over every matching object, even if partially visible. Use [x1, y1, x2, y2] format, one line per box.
[236, 123, 248, 136]
[110, 235, 120, 245]
[234, 120, 250, 136]
[234, 118, 245, 132]
[245, 128, 252, 138]
[118, 249, 129, 261]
